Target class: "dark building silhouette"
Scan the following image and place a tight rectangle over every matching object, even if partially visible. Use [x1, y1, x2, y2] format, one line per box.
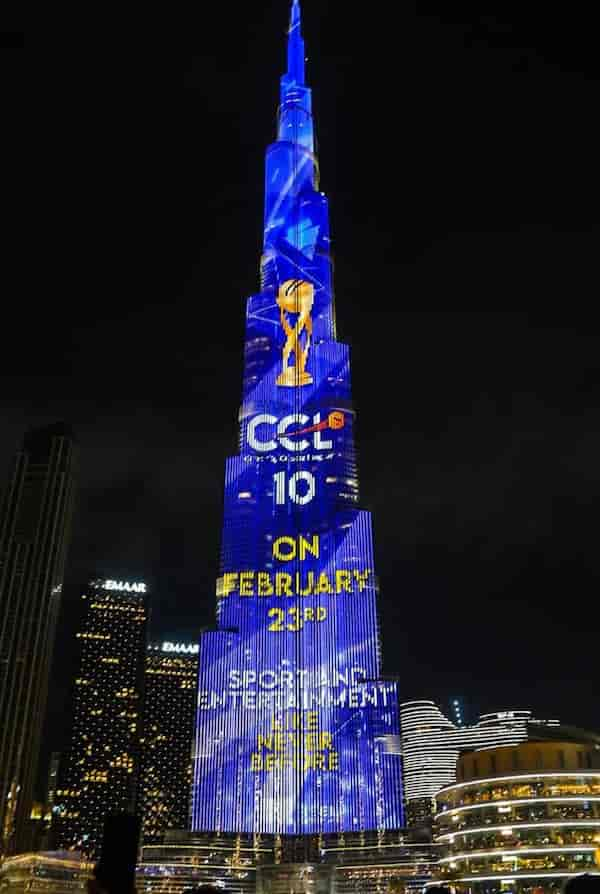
[140, 642, 199, 842]
[46, 751, 61, 812]
[56, 578, 148, 859]
[0, 423, 77, 855]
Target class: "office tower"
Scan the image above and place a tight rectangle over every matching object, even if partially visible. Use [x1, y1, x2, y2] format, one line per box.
[435, 727, 600, 892]
[56, 578, 148, 858]
[400, 700, 561, 829]
[0, 423, 77, 855]
[191, 0, 403, 836]
[140, 642, 199, 843]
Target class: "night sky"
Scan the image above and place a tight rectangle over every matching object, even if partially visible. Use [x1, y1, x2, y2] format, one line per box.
[2, 3, 598, 770]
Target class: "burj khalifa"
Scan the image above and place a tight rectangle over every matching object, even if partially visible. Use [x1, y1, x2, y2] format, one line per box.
[192, 0, 403, 836]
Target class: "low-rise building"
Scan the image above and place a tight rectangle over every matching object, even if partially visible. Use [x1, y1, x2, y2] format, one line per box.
[136, 830, 440, 894]
[434, 730, 600, 892]
[0, 851, 92, 894]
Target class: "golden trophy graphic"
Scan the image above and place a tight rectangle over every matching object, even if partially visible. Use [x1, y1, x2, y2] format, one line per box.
[276, 278, 314, 387]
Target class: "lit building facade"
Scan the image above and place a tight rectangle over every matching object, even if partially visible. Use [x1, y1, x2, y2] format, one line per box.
[140, 642, 199, 843]
[434, 734, 600, 892]
[56, 578, 148, 858]
[191, 0, 403, 837]
[136, 831, 441, 894]
[310, 834, 440, 894]
[0, 851, 93, 894]
[400, 701, 561, 829]
[137, 832, 273, 894]
[0, 423, 77, 855]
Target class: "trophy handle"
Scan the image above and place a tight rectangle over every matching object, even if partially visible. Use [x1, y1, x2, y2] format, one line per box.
[280, 307, 293, 338]
[299, 312, 312, 373]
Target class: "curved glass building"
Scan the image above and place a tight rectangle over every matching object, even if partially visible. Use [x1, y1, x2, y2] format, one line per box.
[400, 700, 560, 829]
[434, 734, 600, 892]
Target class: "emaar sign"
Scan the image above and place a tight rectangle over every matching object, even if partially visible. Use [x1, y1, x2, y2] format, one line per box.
[162, 641, 199, 655]
[102, 580, 146, 594]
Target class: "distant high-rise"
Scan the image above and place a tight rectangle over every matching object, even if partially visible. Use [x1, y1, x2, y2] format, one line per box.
[400, 700, 561, 829]
[0, 423, 77, 855]
[140, 642, 199, 843]
[56, 578, 148, 858]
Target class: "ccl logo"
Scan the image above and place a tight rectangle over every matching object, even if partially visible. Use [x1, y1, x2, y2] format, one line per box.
[247, 411, 345, 453]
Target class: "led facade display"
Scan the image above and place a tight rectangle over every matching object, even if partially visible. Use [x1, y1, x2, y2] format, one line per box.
[192, 0, 403, 835]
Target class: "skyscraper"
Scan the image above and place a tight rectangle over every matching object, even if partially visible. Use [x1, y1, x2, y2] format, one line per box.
[140, 642, 199, 843]
[56, 578, 148, 858]
[0, 423, 77, 855]
[400, 700, 561, 829]
[191, 0, 403, 836]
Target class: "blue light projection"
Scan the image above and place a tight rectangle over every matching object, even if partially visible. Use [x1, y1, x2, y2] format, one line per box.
[192, 0, 403, 835]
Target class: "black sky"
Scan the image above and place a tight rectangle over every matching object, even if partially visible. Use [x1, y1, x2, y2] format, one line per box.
[2, 3, 599, 762]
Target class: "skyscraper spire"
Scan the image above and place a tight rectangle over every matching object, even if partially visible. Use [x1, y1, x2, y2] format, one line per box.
[278, 0, 313, 155]
[286, 0, 305, 85]
[289, 0, 302, 35]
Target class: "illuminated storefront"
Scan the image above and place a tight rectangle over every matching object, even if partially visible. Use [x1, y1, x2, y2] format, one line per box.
[433, 737, 600, 892]
[191, 0, 403, 835]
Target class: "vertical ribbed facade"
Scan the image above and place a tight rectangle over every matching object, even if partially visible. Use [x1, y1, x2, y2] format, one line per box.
[0, 423, 77, 855]
[56, 579, 148, 859]
[191, 1, 403, 835]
